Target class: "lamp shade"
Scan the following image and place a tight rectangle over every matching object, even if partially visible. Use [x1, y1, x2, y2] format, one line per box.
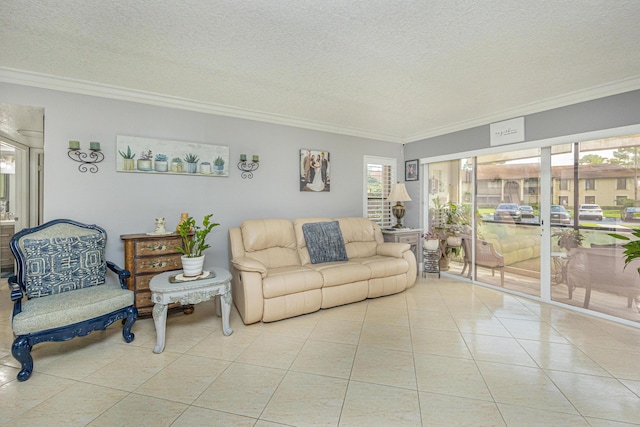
[387, 183, 412, 202]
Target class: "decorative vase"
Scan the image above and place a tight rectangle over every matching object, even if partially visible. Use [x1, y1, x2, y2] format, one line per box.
[439, 255, 450, 271]
[176, 212, 189, 232]
[181, 255, 205, 277]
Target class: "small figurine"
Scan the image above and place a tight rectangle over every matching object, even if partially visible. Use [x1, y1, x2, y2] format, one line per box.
[154, 217, 167, 234]
[147, 217, 170, 235]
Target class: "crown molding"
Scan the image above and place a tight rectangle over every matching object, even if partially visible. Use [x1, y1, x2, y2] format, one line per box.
[2, 67, 639, 146]
[404, 76, 640, 143]
[0, 67, 402, 143]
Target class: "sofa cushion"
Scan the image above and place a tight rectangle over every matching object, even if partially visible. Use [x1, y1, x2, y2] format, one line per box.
[337, 217, 381, 258]
[240, 219, 300, 269]
[352, 255, 409, 278]
[22, 232, 106, 299]
[262, 265, 324, 299]
[307, 261, 371, 287]
[302, 221, 348, 264]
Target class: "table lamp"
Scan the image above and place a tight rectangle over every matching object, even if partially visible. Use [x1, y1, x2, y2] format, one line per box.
[387, 183, 412, 228]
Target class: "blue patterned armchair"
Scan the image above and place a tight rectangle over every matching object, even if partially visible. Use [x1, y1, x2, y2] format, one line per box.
[8, 219, 137, 381]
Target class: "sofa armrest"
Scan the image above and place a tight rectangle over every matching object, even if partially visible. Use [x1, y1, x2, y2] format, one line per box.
[107, 261, 131, 289]
[231, 256, 268, 278]
[376, 242, 411, 258]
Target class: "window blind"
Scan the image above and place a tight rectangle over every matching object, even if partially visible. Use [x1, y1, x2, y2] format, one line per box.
[364, 157, 396, 228]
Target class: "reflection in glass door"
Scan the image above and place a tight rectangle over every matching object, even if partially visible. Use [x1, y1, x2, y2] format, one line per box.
[474, 149, 541, 295]
[426, 160, 472, 276]
[550, 136, 640, 323]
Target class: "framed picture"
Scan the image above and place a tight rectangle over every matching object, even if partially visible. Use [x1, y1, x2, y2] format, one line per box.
[116, 135, 229, 177]
[405, 159, 419, 181]
[300, 149, 330, 192]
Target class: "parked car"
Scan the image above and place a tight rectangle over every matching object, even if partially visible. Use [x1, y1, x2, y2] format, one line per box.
[550, 204, 572, 225]
[518, 205, 535, 219]
[494, 203, 521, 222]
[622, 206, 640, 221]
[578, 204, 603, 221]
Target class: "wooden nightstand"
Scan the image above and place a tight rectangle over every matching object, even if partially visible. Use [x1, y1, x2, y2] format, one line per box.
[120, 232, 192, 318]
[382, 228, 421, 266]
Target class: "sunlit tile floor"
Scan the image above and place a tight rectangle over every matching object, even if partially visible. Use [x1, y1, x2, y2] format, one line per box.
[1, 276, 640, 426]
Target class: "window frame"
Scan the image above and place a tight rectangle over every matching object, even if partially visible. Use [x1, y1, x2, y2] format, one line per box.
[363, 156, 397, 228]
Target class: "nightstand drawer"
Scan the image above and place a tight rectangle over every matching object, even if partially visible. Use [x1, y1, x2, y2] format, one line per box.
[134, 254, 182, 274]
[397, 234, 418, 245]
[133, 236, 182, 257]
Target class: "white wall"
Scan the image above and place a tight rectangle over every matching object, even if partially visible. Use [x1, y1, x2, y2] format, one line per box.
[1, 82, 402, 267]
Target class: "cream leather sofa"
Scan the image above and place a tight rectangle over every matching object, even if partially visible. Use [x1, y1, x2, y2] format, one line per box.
[229, 217, 417, 324]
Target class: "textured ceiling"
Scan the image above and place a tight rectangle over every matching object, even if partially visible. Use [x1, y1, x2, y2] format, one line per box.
[1, 1, 640, 143]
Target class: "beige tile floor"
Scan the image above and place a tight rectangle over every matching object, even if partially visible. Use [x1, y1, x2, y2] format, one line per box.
[1, 276, 640, 426]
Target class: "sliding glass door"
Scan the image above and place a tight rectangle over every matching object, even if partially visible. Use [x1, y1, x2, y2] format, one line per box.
[550, 136, 640, 322]
[475, 149, 541, 295]
[424, 133, 640, 324]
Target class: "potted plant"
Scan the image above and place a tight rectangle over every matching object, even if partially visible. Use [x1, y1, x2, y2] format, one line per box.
[422, 231, 440, 251]
[184, 153, 199, 173]
[175, 213, 220, 277]
[431, 199, 468, 269]
[214, 156, 225, 173]
[118, 145, 136, 170]
[137, 149, 153, 171]
[610, 228, 640, 267]
[154, 153, 168, 172]
[553, 228, 584, 252]
[171, 157, 183, 173]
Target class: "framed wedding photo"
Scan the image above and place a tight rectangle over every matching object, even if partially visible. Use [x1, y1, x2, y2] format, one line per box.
[299, 149, 330, 192]
[405, 159, 419, 181]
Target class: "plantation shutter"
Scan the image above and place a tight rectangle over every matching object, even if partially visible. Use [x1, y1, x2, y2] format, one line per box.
[364, 156, 396, 228]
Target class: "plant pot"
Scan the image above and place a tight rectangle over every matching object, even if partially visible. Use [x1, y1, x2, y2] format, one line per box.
[181, 255, 205, 277]
[199, 162, 212, 174]
[446, 236, 461, 247]
[155, 160, 168, 172]
[424, 239, 440, 251]
[137, 159, 152, 171]
[122, 158, 135, 171]
[171, 161, 184, 172]
[186, 162, 198, 173]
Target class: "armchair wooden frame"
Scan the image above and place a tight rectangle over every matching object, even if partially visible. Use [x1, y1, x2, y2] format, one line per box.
[8, 219, 138, 381]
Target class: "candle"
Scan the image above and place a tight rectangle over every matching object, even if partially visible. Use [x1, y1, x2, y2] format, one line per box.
[89, 142, 101, 151]
[240, 154, 247, 162]
[253, 155, 259, 162]
[69, 140, 80, 150]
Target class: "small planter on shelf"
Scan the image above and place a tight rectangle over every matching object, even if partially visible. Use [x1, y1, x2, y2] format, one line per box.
[137, 150, 153, 171]
[154, 154, 168, 172]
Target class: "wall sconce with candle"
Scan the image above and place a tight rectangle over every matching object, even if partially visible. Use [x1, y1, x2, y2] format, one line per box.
[67, 141, 104, 173]
[237, 154, 259, 179]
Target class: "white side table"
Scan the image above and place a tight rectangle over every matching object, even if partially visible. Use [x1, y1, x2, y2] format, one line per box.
[149, 266, 233, 354]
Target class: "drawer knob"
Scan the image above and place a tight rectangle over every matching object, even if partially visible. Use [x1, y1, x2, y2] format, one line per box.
[147, 261, 168, 268]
